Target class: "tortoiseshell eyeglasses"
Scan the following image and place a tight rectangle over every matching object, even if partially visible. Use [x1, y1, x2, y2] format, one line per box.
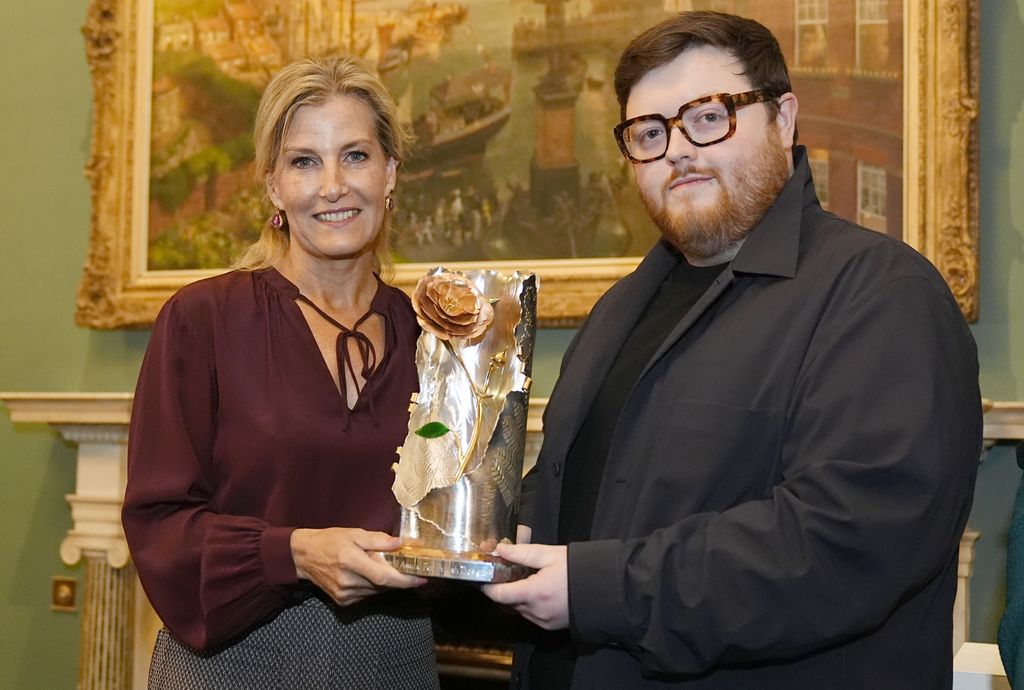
[613, 90, 776, 163]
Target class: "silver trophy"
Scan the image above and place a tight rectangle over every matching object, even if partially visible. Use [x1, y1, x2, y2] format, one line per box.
[383, 268, 537, 583]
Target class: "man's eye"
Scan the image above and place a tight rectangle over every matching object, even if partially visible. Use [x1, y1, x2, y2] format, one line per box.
[686, 107, 728, 131]
[632, 125, 664, 143]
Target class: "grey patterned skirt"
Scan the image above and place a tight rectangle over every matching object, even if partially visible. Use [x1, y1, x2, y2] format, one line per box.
[148, 593, 439, 690]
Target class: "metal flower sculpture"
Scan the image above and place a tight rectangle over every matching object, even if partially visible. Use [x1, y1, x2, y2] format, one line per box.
[387, 268, 537, 582]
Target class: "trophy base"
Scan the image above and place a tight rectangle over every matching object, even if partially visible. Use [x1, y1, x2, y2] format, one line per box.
[379, 547, 531, 583]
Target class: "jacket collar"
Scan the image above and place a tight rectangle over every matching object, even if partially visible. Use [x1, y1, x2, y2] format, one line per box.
[626, 147, 818, 391]
[729, 145, 816, 279]
[546, 148, 820, 461]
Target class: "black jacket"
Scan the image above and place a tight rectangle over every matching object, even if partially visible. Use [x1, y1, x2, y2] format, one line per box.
[516, 149, 982, 689]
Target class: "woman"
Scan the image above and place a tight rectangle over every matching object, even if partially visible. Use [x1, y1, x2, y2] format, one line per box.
[122, 55, 439, 689]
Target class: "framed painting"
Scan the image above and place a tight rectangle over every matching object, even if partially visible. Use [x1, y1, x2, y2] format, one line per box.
[76, 0, 979, 328]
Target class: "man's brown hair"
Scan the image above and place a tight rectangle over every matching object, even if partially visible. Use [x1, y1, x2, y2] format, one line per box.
[614, 11, 793, 123]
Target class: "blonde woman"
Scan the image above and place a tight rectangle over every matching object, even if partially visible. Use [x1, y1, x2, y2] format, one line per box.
[123, 55, 439, 688]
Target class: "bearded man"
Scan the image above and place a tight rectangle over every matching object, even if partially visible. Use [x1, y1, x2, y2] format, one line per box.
[483, 10, 982, 689]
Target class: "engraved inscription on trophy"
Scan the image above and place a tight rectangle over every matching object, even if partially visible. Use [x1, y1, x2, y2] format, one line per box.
[383, 268, 537, 583]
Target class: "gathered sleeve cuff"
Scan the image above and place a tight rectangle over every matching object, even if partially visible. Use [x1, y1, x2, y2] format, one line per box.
[197, 518, 300, 647]
[262, 526, 299, 586]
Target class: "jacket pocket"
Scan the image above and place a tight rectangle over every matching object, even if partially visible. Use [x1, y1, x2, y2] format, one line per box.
[626, 398, 783, 519]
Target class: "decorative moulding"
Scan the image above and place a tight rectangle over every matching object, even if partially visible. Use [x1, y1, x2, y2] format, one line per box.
[3, 394, 1021, 440]
[982, 401, 1024, 443]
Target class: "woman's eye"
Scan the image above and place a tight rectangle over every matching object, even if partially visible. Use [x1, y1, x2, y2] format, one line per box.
[346, 150, 369, 163]
[291, 156, 315, 169]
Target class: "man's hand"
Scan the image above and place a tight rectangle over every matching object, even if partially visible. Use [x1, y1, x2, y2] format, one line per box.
[482, 542, 568, 630]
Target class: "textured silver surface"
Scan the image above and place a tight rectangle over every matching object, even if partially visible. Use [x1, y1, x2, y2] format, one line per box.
[382, 551, 532, 584]
[390, 270, 537, 572]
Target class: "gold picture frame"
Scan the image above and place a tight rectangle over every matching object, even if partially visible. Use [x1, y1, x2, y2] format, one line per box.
[76, 0, 979, 328]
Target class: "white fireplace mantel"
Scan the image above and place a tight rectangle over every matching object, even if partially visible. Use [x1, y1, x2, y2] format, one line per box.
[3, 392, 1021, 688]
[3, 392, 135, 689]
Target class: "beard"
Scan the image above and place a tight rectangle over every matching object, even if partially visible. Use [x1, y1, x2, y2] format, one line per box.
[641, 127, 790, 262]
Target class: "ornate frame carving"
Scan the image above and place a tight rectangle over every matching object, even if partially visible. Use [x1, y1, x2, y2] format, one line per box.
[75, 0, 980, 328]
[903, 0, 980, 320]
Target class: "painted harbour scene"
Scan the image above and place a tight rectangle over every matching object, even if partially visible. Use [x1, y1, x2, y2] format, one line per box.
[146, 0, 684, 270]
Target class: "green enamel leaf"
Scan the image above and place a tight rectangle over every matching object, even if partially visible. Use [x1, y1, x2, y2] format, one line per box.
[415, 422, 450, 439]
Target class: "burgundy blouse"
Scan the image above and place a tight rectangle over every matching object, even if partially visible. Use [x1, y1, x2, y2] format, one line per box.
[122, 268, 419, 651]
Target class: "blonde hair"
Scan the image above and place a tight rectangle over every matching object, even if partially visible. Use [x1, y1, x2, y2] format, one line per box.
[234, 54, 413, 276]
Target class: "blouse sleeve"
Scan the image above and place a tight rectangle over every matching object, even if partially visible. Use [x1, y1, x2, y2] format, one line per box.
[122, 295, 298, 652]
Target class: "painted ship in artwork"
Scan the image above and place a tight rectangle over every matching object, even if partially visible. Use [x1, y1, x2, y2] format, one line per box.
[406, 64, 513, 172]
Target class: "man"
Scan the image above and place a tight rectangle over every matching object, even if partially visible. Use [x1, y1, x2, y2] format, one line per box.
[483, 11, 982, 689]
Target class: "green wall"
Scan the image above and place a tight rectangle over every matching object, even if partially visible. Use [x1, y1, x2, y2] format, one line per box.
[0, 0, 148, 687]
[964, 0, 1024, 642]
[1, 0, 1022, 685]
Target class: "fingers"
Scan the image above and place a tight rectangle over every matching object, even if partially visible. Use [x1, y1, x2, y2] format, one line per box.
[328, 577, 379, 606]
[349, 529, 402, 553]
[481, 573, 567, 630]
[291, 528, 426, 606]
[344, 540, 425, 589]
[495, 542, 562, 569]
[516, 524, 532, 545]
[482, 543, 570, 630]
[355, 555, 427, 590]
[480, 578, 529, 606]
[327, 556, 425, 606]
[348, 531, 426, 589]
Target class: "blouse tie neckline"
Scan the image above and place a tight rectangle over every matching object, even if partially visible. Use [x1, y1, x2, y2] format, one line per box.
[294, 293, 380, 430]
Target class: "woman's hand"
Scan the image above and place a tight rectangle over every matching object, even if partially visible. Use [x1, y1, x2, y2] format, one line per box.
[290, 528, 426, 606]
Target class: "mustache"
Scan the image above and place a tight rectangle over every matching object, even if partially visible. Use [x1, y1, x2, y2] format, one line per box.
[664, 167, 720, 192]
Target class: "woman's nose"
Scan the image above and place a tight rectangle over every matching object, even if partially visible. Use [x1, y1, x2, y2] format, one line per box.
[319, 164, 347, 201]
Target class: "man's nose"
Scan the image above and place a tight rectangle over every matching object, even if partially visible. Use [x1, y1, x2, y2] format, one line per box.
[664, 125, 698, 164]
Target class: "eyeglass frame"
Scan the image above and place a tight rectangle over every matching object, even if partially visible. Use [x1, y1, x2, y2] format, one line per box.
[613, 90, 777, 163]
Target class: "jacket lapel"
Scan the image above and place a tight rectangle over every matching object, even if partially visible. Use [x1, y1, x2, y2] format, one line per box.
[545, 148, 815, 468]
[634, 148, 811, 383]
[633, 266, 736, 385]
[542, 241, 678, 461]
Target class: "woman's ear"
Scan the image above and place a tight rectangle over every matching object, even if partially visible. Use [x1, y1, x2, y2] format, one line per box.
[385, 156, 398, 198]
[265, 172, 282, 211]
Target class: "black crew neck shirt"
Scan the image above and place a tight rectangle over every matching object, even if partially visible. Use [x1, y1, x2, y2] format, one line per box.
[529, 252, 728, 688]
